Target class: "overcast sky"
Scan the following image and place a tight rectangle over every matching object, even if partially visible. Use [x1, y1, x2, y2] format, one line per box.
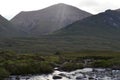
[0, 0, 120, 20]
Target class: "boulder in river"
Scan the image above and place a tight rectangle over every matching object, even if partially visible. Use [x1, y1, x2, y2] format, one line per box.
[53, 75, 62, 79]
[76, 76, 84, 80]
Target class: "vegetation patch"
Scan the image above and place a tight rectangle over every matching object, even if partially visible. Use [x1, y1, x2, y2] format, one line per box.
[60, 62, 83, 71]
[0, 67, 10, 80]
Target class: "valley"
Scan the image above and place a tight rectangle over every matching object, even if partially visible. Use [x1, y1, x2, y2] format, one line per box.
[0, 3, 120, 80]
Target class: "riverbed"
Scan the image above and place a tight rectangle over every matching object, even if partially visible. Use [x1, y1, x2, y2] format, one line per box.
[8, 68, 120, 80]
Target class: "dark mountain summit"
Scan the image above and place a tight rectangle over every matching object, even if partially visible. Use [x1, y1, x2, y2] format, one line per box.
[11, 3, 92, 36]
[0, 15, 21, 37]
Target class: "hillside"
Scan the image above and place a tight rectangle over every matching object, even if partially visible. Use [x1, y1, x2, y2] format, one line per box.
[0, 15, 21, 37]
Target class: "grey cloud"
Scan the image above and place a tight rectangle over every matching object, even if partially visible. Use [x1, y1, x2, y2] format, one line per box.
[78, 0, 119, 14]
[79, 0, 100, 7]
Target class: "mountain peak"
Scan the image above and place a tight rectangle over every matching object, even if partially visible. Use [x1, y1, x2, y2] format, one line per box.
[55, 3, 68, 6]
[18, 3, 76, 14]
[53, 3, 74, 6]
[51, 3, 78, 9]
[105, 9, 113, 13]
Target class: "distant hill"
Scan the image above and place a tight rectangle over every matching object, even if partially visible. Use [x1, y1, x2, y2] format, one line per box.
[11, 3, 92, 36]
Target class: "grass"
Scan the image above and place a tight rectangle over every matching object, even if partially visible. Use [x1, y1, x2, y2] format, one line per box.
[0, 36, 120, 54]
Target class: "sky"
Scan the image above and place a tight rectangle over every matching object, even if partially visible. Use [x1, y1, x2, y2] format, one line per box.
[0, 0, 120, 20]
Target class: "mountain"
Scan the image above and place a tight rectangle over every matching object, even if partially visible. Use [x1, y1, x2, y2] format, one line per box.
[0, 15, 21, 37]
[11, 3, 92, 36]
[1, 10, 120, 53]
[55, 10, 120, 38]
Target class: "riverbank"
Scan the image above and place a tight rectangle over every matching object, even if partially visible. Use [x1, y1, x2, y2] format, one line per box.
[0, 50, 120, 79]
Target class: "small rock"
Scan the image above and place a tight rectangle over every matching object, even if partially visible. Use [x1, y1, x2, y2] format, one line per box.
[53, 75, 62, 79]
[59, 73, 71, 79]
[76, 76, 84, 80]
[89, 77, 95, 80]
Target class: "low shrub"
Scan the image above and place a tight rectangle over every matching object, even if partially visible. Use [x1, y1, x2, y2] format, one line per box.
[0, 67, 10, 80]
[92, 60, 112, 68]
[61, 62, 83, 71]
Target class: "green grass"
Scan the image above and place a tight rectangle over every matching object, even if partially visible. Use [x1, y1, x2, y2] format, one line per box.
[0, 36, 120, 54]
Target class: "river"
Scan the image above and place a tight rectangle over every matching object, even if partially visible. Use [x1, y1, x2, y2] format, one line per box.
[8, 68, 120, 80]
